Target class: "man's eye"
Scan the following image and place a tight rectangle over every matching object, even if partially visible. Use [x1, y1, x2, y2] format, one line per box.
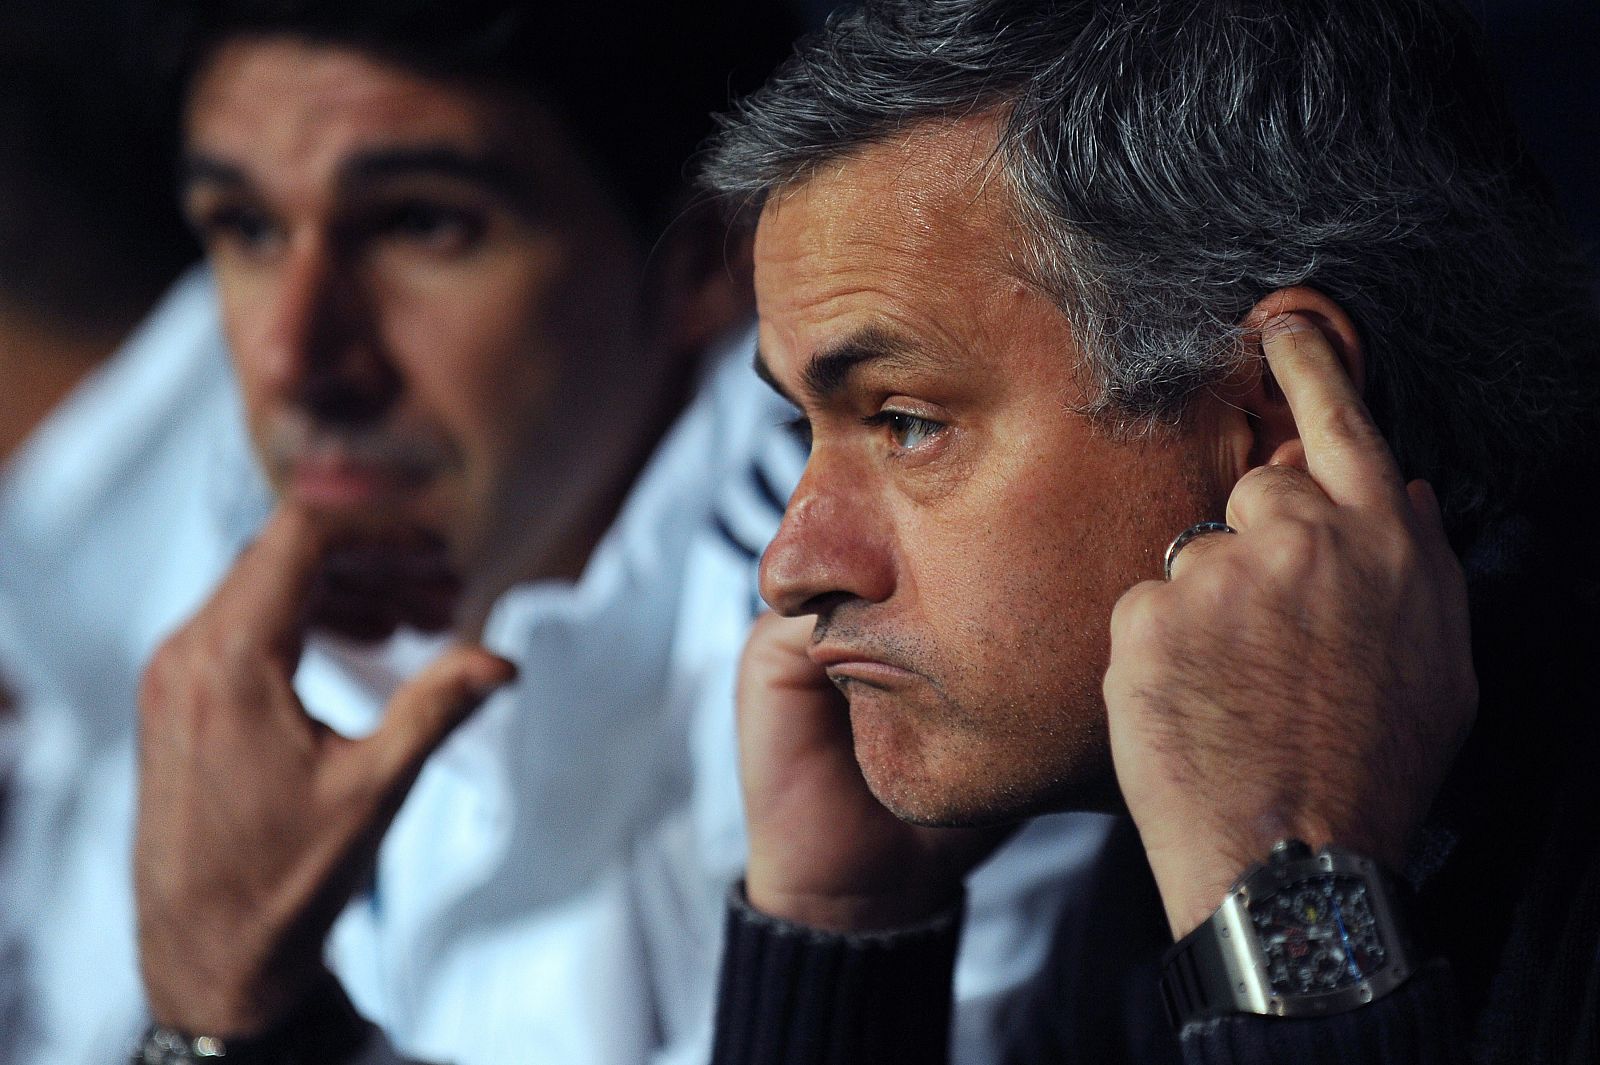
[192, 205, 280, 255]
[866, 410, 945, 451]
[376, 202, 485, 252]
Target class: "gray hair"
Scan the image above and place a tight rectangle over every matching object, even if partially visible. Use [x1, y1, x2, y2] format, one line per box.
[701, 0, 1600, 540]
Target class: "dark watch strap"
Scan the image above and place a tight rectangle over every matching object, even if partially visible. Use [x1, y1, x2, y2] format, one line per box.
[133, 972, 374, 1064]
[1162, 916, 1242, 1028]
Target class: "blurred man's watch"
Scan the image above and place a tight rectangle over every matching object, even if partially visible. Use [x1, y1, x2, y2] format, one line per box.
[132, 973, 373, 1064]
[1160, 839, 1417, 1027]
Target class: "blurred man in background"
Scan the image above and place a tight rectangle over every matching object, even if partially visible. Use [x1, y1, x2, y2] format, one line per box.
[0, 2, 799, 1062]
[0, 0, 199, 462]
[125, 4, 786, 1061]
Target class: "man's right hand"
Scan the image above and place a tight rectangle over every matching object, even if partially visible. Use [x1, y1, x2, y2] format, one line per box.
[738, 612, 1000, 933]
[134, 505, 515, 1037]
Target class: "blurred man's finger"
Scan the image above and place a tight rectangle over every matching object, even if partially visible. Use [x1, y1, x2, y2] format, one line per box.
[206, 505, 339, 660]
[358, 646, 516, 796]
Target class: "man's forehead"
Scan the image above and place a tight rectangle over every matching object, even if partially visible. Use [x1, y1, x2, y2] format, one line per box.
[182, 36, 562, 182]
[760, 114, 1011, 249]
[752, 113, 1031, 382]
[191, 38, 462, 139]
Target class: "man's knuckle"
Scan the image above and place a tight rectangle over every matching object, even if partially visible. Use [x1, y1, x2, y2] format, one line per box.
[140, 637, 205, 719]
[205, 622, 262, 667]
[1323, 399, 1383, 449]
[1108, 584, 1164, 648]
[1258, 519, 1322, 579]
[1248, 463, 1296, 493]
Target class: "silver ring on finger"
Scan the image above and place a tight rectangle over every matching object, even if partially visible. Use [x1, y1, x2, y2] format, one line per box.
[1163, 521, 1238, 581]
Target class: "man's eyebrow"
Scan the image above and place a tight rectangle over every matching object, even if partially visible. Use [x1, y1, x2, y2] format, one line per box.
[178, 146, 540, 210]
[179, 154, 249, 194]
[802, 327, 915, 399]
[753, 327, 921, 406]
[340, 146, 537, 206]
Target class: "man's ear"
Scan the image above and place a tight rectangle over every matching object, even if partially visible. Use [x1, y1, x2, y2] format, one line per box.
[648, 202, 756, 362]
[1229, 287, 1366, 470]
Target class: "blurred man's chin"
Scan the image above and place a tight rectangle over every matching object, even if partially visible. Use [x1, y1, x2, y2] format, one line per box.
[305, 535, 463, 644]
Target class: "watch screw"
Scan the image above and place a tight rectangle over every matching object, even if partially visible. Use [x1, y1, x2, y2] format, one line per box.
[1271, 839, 1313, 863]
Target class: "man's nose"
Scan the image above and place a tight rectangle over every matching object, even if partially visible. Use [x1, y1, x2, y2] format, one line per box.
[258, 240, 399, 424]
[759, 458, 896, 616]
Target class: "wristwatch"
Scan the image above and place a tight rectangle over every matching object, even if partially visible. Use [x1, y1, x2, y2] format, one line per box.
[1160, 839, 1416, 1026]
[135, 1027, 244, 1064]
[131, 973, 374, 1064]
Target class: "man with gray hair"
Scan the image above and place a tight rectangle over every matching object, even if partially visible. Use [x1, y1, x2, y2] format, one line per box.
[701, 0, 1600, 1061]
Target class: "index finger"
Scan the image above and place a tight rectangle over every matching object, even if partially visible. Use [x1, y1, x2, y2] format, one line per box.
[1262, 313, 1409, 511]
[208, 503, 338, 655]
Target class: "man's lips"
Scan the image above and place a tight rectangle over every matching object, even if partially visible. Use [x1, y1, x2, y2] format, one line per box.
[808, 644, 921, 688]
[288, 454, 430, 508]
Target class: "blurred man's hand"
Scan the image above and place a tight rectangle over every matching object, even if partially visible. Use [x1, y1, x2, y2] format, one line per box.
[1104, 314, 1477, 938]
[135, 505, 514, 1035]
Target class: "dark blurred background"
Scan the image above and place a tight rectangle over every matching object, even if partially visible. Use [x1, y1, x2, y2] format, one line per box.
[1474, 0, 1599, 278]
[0, 0, 198, 333]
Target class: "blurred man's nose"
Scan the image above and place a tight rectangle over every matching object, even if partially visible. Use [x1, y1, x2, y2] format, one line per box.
[258, 239, 400, 425]
[758, 457, 895, 616]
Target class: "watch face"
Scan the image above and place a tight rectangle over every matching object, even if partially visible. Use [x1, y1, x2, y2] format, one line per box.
[1249, 874, 1389, 996]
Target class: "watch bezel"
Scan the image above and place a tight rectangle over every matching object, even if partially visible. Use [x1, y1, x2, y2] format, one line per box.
[1213, 847, 1413, 1018]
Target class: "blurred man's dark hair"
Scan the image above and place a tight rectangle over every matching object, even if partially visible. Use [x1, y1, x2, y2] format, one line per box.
[146, 0, 801, 238]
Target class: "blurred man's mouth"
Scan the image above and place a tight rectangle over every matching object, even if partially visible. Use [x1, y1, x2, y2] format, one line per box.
[265, 417, 457, 512]
[290, 452, 427, 508]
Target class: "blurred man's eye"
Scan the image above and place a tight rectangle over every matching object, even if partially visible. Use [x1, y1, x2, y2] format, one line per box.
[373, 200, 486, 254]
[192, 203, 281, 257]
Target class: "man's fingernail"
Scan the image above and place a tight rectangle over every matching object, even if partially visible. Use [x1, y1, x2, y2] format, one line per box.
[1263, 313, 1318, 342]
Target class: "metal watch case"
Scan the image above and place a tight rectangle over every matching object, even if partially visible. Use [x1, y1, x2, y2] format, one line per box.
[1163, 841, 1415, 1022]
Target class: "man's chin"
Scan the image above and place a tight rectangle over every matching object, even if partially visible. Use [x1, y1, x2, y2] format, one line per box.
[850, 718, 1040, 829]
[283, 514, 464, 642]
[862, 761, 1088, 829]
[847, 691, 1116, 828]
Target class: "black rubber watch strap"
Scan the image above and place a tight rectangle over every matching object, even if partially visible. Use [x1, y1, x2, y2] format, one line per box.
[1162, 912, 1241, 1028]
